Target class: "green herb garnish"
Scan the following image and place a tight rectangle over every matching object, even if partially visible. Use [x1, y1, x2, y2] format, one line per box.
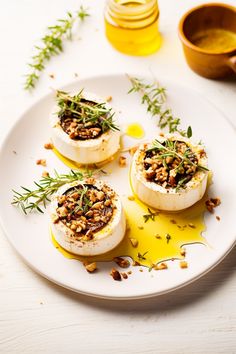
[148, 139, 209, 173]
[143, 208, 159, 223]
[128, 75, 192, 137]
[138, 251, 148, 260]
[24, 6, 89, 90]
[56, 90, 119, 133]
[12, 169, 92, 214]
[165, 233, 171, 244]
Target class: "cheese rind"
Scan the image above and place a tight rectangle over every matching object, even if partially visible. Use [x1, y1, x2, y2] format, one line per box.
[131, 135, 208, 211]
[49, 179, 126, 256]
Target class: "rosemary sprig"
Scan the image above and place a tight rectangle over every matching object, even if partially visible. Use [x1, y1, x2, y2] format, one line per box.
[12, 169, 92, 214]
[24, 6, 89, 90]
[165, 233, 171, 244]
[56, 90, 120, 132]
[143, 208, 159, 223]
[149, 139, 209, 172]
[128, 76, 192, 138]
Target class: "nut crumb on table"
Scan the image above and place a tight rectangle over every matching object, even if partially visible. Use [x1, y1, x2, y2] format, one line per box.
[205, 197, 221, 213]
[110, 268, 122, 281]
[119, 156, 127, 167]
[44, 142, 54, 150]
[36, 159, 46, 166]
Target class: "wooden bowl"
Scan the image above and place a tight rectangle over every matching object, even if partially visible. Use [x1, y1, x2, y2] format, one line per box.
[178, 3, 236, 79]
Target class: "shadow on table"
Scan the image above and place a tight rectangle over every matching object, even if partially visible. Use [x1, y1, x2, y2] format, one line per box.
[45, 244, 236, 314]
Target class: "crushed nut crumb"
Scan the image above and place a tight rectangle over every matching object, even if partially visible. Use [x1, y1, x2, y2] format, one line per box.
[121, 272, 128, 279]
[36, 159, 46, 166]
[42, 171, 49, 177]
[84, 262, 97, 273]
[44, 142, 54, 150]
[205, 197, 221, 213]
[153, 262, 168, 270]
[180, 261, 188, 269]
[132, 260, 141, 266]
[119, 156, 127, 167]
[106, 96, 112, 102]
[110, 268, 122, 281]
[129, 146, 138, 156]
[113, 257, 130, 268]
[216, 215, 220, 221]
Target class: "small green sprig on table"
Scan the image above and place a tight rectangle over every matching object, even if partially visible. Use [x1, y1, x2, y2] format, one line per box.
[12, 169, 92, 214]
[127, 75, 192, 138]
[56, 90, 120, 132]
[24, 6, 89, 91]
[143, 208, 159, 223]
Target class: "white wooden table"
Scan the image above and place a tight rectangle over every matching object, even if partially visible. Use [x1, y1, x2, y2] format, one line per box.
[0, 1, 235, 353]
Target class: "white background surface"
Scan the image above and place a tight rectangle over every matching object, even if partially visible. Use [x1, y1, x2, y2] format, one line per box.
[0, 0, 235, 353]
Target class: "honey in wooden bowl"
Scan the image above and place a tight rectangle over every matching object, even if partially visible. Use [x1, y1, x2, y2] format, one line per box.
[178, 3, 236, 79]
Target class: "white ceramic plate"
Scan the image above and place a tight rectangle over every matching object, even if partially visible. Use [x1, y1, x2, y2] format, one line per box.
[0, 73, 235, 299]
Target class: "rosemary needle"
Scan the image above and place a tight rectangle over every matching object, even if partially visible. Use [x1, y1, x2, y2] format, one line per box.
[12, 169, 92, 214]
[24, 6, 89, 91]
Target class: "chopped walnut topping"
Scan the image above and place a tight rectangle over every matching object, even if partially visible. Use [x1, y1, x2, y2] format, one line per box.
[205, 197, 221, 213]
[119, 156, 127, 167]
[113, 257, 130, 268]
[143, 140, 200, 189]
[84, 262, 97, 273]
[59, 96, 114, 141]
[180, 261, 188, 269]
[44, 142, 54, 150]
[130, 238, 139, 248]
[110, 268, 122, 281]
[36, 159, 46, 166]
[55, 183, 114, 240]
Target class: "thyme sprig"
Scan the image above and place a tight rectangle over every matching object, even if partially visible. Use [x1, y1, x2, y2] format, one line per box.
[56, 90, 120, 132]
[148, 139, 209, 173]
[24, 6, 89, 90]
[138, 251, 148, 260]
[128, 76, 192, 138]
[12, 169, 92, 214]
[143, 208, 159, 223]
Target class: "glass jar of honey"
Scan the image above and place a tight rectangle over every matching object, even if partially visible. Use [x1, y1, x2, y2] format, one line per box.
[104, 0, 161, 56]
